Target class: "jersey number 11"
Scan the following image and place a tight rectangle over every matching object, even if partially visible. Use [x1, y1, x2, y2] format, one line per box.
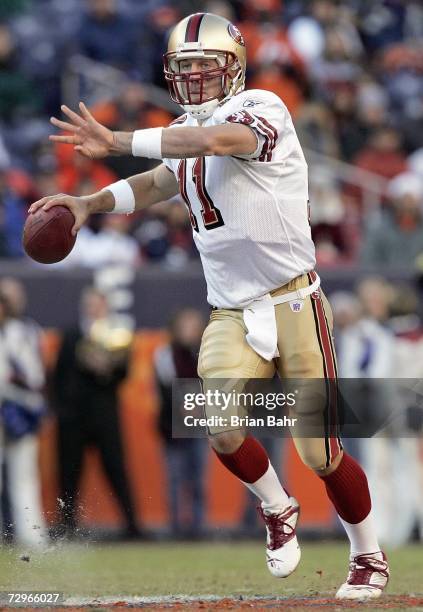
[177, 158, 225, 232]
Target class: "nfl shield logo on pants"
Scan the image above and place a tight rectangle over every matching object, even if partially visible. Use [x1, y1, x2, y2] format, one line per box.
[289, 300, 304, 313]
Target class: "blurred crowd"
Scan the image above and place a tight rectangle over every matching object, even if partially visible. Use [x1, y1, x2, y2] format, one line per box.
[0, 0, 422, 268]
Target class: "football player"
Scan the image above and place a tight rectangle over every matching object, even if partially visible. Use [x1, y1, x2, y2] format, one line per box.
[29, 13, 389, 600]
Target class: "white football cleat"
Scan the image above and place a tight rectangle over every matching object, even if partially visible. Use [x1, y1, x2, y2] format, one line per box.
[336, 551, 389, 600]
[258, 497, 301, 578]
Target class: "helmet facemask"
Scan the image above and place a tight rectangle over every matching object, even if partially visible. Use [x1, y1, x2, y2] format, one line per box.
[164, 50, 244, 119]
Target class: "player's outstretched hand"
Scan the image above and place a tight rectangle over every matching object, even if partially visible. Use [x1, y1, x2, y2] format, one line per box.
[49, 102, 113, 159]
[28, 194, 90, 236]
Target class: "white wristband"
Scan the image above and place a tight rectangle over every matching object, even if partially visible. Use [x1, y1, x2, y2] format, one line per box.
[103, 179, 135, 214]
[132, 127, 163, 159]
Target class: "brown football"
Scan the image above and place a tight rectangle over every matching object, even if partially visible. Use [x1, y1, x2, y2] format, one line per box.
[22, 205, 76, 264]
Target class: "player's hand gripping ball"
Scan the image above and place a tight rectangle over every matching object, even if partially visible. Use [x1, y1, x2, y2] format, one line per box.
[23, 206, 76, 264]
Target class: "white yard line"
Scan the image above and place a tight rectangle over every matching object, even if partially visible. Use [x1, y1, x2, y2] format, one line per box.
[63, 594, 310, 606]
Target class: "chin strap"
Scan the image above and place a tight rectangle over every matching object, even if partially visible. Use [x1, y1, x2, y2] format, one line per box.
[183, 98, 220, 120]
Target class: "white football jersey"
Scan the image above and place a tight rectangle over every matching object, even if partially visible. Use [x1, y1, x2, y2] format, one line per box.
[163, 89, 315, 309]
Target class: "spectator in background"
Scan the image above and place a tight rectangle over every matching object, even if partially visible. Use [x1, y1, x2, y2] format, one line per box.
[309, 165, 347, 265]
[330, 84, 362, 162]
[331, 280, 413, 547]
[135, 198, 196, 267]
[356, 78, 388, 135]
[0, 23, 41, 124]
[330, 290, 361, 360]
[331, 78, 389, 163]
[88, 214, 140, 269]
[154, 308, 207, 539]
[146, 6, 180, 88]
[310, 25, 362, 101]
[287, 0, 361, 65]
[355, 277, 419, 547]
[331, 280, 397, 438]
[389, 282, 423, 544]
[353, 126, 407, 183]
[408, 148, 423, 182]
[287, 0, 327, 65]
[381, 44, 423, 153]
[389, 283, 423, 360]
[241, 6, 304, 76]
[360, 172, 423, 268]
[0, 157, 26, 258]
[295, 102, 339, 158]
[96, 82, 173, 132]
[78, 0, 144, 78]
[331, 280, 396, 464]
[332, 280, 395, 381]
[31, 167, 60, 203]
[135, 202, 170, 263]
[163, 200, 197, 268]
[248, 63, 305, 118]
[0, 279, 47, 547]
[52, 287, 140, 539]
[54, 141, 117, 195]
[358, 1, 413, 55]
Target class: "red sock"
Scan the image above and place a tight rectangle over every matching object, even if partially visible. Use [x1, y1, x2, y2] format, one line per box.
[320, 453, 371, 524]
[213, 435, 269, 483]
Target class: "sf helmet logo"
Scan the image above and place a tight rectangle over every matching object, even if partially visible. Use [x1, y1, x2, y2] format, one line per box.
[228, 23, 245, 47]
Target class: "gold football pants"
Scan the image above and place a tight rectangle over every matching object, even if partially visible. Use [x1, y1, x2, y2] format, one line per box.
[198, 272, 342, 470]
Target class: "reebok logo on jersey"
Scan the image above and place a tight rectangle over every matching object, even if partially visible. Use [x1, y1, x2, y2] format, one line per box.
[290, 300, 304, 313]
[243, 99, 262, 108]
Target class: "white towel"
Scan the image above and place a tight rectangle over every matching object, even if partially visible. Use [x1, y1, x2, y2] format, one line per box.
[244, 293, 280, 361]
[243, 275, 321, 361]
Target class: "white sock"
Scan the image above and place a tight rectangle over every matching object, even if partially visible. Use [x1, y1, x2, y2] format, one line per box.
[340, 510, 380, 556]
[243, 463, 290, 514]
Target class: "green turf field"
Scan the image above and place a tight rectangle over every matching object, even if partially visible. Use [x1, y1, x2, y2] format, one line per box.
[0, 541, 421, 603]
